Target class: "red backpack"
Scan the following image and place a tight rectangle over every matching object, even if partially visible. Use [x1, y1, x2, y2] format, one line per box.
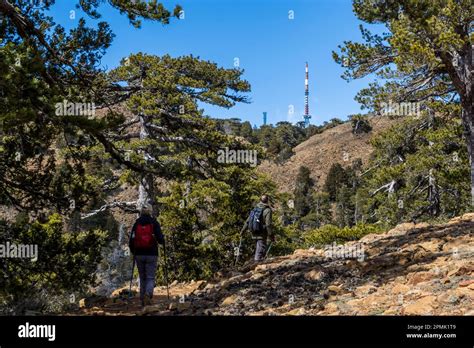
[133, 223, 155, 249]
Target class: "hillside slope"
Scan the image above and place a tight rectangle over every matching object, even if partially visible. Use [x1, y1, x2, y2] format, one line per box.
[258, 116, 400, 193]
[75, 213, 474, 316]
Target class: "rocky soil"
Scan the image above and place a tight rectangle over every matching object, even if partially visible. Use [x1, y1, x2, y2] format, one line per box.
[74, 213, 474, 316]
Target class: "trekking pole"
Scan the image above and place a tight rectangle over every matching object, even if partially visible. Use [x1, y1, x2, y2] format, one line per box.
[162, 242, 170, 301]
[234, 234, 243, 266]
[128, 256, 136, 299]
[265, 242, 273, 259]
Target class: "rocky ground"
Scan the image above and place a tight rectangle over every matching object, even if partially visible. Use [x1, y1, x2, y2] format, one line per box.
[74, 213, 474, 316]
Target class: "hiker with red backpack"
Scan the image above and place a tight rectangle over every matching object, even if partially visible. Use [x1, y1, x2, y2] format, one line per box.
[240, 195, 274, 262]
[129, 203, 165, 307]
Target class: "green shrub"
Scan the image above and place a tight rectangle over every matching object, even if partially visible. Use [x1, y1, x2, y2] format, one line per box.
[302, 223, 384, 248]
[350, 114, 372, 134]
[270, 224, 301, 256]
[0, 214, 107, 314]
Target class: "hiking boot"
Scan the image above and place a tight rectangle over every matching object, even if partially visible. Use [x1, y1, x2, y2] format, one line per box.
[144, 294, 152, 306]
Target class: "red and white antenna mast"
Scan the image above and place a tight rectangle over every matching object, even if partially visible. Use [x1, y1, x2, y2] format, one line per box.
[303, 62, 312, 127]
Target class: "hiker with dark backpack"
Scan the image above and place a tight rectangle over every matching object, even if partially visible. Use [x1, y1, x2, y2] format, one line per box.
[129, 203, 165, 307]
[240, 195, 274, 262]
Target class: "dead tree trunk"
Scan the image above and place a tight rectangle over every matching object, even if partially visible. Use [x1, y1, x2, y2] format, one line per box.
[137, 112, 158, 216]
[427, 169, 440, 216]
[454, 41, 473, 207]
[462, 106, 474, 207]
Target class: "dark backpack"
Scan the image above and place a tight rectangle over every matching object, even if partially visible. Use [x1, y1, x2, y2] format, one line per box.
[133, 223, 155, 249]
[249, 207, 266, 235]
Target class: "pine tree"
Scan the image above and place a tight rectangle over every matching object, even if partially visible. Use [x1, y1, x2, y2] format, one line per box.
[300, 192, 332, 228]
[294, 166, 314, 218]
[358, 112, 469, 226]
[333, 0, 473, 205]
[158, 168, 277, 281]
[79, 53, 251, 218]
[324, 163, 349, 201]
[0, 0, 181, 212]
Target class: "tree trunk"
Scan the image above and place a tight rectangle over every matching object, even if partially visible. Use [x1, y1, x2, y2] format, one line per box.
[137, 112, 158, 216]
[463, 42, 473, 207]
[427, 168, 440, 216]
[138, 173, 156, 214]
[183, 156, 193, 207]
[462, 107, 474, 208]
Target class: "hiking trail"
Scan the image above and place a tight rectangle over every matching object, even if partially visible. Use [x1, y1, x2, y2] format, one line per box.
[73, 213, 474, 316]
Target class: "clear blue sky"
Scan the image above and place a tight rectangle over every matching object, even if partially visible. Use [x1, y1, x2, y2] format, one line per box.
[48, 0, 386, 127]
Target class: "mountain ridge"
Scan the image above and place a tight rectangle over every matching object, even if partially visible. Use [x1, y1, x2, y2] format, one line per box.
[258, 116, 401, 192]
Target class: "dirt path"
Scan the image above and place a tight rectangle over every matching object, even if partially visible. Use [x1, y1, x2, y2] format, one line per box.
[73, 214, 474, 316]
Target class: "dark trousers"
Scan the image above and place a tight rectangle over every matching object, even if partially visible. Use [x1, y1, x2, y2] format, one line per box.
[254, 239, 267, 261]
[135, 255, 158, 300]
